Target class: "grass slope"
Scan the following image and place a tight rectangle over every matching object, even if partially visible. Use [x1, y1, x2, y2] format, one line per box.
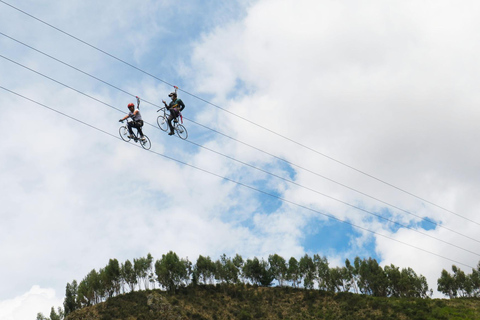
[66, 285, 480, 320]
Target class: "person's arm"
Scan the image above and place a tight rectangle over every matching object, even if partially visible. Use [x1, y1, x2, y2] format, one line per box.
[119, 114, 129, 121]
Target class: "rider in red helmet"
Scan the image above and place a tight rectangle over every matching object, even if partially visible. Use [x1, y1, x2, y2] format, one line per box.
[119, 102, 145, 140]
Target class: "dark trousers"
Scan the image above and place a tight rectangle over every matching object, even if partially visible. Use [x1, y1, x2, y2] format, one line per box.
[168, 110, 179, 133]
[128, 120, 144, 137]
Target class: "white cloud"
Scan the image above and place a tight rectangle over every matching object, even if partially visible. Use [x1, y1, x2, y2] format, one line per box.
[186, 0, 480, 294]
[0, 286, 63, 320]
[2, 0, 480, 307]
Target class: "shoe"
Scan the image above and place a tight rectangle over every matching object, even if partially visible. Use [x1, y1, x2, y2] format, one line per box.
[140, 136, 146, 141]
[128, 134, 134, 139]
[168, 132, 175, 135]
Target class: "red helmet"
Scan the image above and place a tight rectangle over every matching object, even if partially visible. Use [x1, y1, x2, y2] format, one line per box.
[127, 103, 134, 108]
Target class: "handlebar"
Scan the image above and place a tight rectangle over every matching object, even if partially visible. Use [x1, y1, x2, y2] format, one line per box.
[119, 117, 134, 123]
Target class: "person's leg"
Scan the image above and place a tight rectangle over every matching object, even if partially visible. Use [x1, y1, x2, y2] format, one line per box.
[167, 113, 175, 134]
[137, 128, 144, 137]
[127, 121, 134, 136]
[130, 121, 144, 139]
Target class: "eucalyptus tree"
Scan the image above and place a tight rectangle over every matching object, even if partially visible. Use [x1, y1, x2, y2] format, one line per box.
[338, 266, 354, 293]
[438, 263, 480, 298]
[121, 259, 137, 292]
[215, 254, 240, 284]
[452, 265, 470, 297]
[97, 268, 109, 300]
[384, 264, 402, 297]
[286, 257, 301, 288]
[49, 307, 63, 320]
[268, 254, 288, 286]
[299, 254, 316, 289]
[233, 254, 245, 283]
[77, 269, 100, 306]
[328, 267, 346, 293]
[36, 313, 48, 320]
[104, 259, 121, 297]
[399, 267, 430, 298]
[243, 257, 274, 286]
[155, 251, 190, 292]
[63, 280, 78, 316]
[145, 253, 155, 289]
[355, 257, 388, 297]
[438, 269, 456, 298]
[194, 255, 216, 284]
[313, 255, 330, 291]
[344, 258, 359, 293]
[469, 265, 480, 297]
[134, 255, 153, 290]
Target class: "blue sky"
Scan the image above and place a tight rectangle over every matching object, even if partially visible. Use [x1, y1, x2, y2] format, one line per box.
[2, 0, 480, 319]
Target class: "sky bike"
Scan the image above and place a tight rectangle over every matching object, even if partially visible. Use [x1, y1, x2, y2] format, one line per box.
[157, 107, 188, 140]
[119, 118, 152, 150]
[118, 96, 152, 150]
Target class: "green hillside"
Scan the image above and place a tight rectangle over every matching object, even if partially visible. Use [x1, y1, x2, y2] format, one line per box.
[66, 285, 480, 320]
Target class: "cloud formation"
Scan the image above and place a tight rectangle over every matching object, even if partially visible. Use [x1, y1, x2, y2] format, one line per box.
[187, 0, 480, 294]
[2, 1, 480, 319]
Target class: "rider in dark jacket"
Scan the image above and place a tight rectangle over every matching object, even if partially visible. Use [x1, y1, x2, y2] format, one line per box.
[163, 92, 185, 135]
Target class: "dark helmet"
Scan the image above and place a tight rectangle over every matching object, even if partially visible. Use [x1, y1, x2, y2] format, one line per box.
[127, 103, 135, 108]
[168, 92, 177, 98]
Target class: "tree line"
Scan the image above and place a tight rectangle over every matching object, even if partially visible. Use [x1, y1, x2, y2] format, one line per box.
[36, 251, 480, 319]
[58, 252, 437, 317]
[437, 263, 480, 298]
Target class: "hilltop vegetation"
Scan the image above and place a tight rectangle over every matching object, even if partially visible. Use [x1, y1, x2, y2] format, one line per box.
[37, 252, 480, 320]
[65, 285, 480, 320]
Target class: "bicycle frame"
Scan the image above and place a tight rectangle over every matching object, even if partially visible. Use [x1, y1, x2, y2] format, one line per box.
[119, 118, 151, 149]
[156, 107, 188, 140]
[124, 118, 143, 140]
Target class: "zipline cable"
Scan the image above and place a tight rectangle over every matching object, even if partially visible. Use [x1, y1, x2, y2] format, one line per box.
[1, 83, 476, 270]
[0, 0, 476, 226]
[2, 52, 479, 248]
[0, 42, 477, 243]
[0, 32, 476, 240]
[3, 57, 480, 261]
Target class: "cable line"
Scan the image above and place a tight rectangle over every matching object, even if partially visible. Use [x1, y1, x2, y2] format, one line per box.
[0, 45, 480, 243]
[0, 54, 124, 114]
[1, 83, 476, 270]
[0, 31, 166, 128]
[186, 139, 480, 256]
[186, 118, 480, 243]
[2, 52, 479, 247]
[1, 85, 118, 140]
[1, 0, 475, 226]
[0, 0, 173, 89]
[3, 55, 480, 260]
[0, 31, 138, 101]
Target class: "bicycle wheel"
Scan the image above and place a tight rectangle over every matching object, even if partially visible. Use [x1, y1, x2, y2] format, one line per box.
[119, 126, 131, 142]
[140, 135, 151, 150]
[176, 124, 188, 140]
[157, 115, 168, 132]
